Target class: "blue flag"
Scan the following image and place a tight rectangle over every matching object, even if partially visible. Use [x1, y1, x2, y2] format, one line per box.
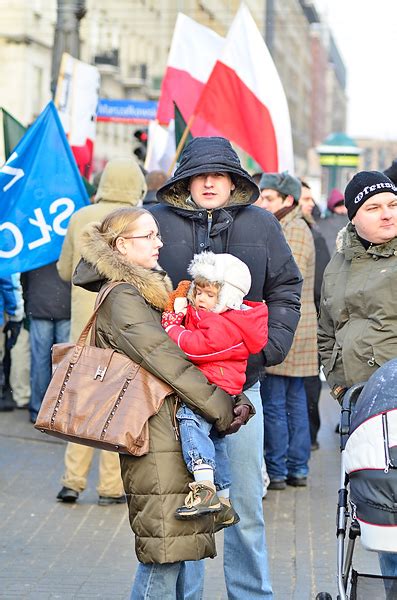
[0, 101, 89, 275]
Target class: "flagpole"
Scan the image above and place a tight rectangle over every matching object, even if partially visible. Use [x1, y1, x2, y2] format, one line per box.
[167, 114, 195, 176]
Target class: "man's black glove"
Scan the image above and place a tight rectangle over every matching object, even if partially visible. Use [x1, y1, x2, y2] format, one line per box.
[4, 320, 22, 350]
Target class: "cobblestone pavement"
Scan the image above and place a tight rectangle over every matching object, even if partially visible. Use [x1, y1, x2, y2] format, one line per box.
[0, 388, 378, 599]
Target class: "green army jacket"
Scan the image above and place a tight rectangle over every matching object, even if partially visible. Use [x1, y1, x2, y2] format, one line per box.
[318, 223, 397, 391]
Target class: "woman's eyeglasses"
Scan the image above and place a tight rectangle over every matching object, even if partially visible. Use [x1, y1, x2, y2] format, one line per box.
[121, 232, 162, 242]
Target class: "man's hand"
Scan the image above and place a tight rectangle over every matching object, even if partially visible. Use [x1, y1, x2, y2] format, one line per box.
[4, 320, 22, 350]
[222, 404, 251, 436]
[161, 311, 185, 332]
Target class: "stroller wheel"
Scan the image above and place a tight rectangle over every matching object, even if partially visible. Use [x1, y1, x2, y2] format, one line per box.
[316, 594, 332, 600]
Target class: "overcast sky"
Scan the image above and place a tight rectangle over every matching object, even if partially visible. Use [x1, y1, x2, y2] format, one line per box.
[316, 0, 397, 140]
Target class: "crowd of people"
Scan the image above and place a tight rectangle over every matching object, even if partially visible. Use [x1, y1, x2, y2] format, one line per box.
[1, 135, 397, 598]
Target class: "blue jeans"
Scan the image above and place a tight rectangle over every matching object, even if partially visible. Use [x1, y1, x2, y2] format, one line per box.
[261, 375, 311, 480]
[184, 383, 273, 600]
[29, 318, 70, 421]
[379, 552, 397, 598]
[131, 562, 186, 600]
[176, 404, 231, 489]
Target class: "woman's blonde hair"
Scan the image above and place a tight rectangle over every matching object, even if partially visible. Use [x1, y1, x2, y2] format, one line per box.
[98, 207, 153, 248]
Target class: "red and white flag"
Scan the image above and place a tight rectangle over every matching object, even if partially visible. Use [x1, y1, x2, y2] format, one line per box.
[156, 14, 224, 137]
[55, 53, 100, 179]
[194, 4, 294, 173]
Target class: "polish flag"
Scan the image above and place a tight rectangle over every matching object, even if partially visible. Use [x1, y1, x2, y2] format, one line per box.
[156, 14, 224, 137]
[194, 4, 294, 173]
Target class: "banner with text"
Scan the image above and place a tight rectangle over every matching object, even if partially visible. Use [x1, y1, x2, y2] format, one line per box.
[0, 101, 89, 276]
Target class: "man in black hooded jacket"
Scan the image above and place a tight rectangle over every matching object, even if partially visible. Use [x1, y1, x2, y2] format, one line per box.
[151, 137, 302, 600]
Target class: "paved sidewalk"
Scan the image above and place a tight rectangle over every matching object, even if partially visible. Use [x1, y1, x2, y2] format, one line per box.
[0, 388, 378, 599]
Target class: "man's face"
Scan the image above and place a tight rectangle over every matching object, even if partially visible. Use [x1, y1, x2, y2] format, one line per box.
[189, 172, 235, 210]
[299, 186, 315, 216]
[254, 188, 293, 214]
[352, 192, 397, 244]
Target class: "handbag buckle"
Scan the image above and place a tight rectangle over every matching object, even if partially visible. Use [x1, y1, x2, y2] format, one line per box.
[94, 366, 107, 381]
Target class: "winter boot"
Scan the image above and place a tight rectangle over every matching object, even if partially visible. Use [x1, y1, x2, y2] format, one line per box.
[213, 498, 240, 533]
[174, 481, 221, 519]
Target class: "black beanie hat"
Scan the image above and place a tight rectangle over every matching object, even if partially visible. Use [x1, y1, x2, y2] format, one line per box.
[344, 170, 397, 221]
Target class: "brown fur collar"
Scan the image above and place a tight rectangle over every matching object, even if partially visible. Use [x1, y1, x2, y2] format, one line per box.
[79, 222, 173, 311]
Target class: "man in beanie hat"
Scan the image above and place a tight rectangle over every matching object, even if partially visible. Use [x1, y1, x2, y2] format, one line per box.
[161, 252, 268, 528]
[151, 137, 302, 599]
[319, 170, 397, 580]
[255, 172, 317, 489]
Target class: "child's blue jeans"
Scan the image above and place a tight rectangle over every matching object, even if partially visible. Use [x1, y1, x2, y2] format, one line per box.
[176, 403, 231, 490]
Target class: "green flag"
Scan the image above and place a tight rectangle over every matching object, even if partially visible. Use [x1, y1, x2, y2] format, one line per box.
[174, 102, 193, 151]
[1, 108, 27, 159]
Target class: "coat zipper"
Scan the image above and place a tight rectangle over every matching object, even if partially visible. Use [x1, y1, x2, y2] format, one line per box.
[382, 412, 393, 473]
[172, 398, 180, 441]
[207, 210, 213, 243]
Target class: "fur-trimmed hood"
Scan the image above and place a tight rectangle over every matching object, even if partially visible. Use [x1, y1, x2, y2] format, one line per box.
[156, 137, 259, 210]
[72, 222, 172, 311]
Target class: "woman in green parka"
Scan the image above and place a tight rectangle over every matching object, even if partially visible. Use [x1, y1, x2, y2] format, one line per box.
[72, 206, 250, 599]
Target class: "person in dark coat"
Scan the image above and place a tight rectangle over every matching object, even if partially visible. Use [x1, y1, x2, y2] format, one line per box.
[0, 275, 23, 412]
[21, 262, 71, 423]
[143, 170, 168, 208]
[317, 188, 348, 255]
[151, 136, 302, 600]
[299, 181, 331, 450]
[384, 159, 397, 185]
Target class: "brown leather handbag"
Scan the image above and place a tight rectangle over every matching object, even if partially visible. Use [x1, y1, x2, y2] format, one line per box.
[35, 282, 173, 455]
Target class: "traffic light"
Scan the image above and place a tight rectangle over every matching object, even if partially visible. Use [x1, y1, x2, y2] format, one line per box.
[133, 129, 148, 162]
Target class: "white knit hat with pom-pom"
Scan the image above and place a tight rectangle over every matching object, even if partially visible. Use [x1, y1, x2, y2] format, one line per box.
[188, 251, 251, 312]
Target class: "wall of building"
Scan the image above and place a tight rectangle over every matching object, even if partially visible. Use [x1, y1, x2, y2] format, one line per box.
[356, 139, 397, 173]
[0, 0, 350, 178]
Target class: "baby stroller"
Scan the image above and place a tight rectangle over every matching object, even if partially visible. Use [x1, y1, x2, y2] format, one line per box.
[316, 358, 397, 600]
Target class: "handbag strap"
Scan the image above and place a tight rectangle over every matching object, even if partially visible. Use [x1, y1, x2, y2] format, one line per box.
[76, 282, 125, 348]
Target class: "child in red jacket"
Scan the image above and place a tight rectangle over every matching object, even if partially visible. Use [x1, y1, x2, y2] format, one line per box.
[161, 252, 268, 528]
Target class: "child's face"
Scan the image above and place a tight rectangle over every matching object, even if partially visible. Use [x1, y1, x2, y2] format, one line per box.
[193, 284, 219, 311]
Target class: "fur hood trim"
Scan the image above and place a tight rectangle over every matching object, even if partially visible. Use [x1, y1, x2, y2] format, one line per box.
[335, 224, 349, 253]
[336, 223, 397, 258]
[78, 222, 172, 311]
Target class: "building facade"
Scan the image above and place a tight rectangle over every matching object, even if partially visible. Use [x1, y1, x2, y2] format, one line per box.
[0, 0, 349, 176]
[356, 138, 397, 173]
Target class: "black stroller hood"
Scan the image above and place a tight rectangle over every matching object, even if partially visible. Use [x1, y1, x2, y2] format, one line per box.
[350, 358, 397, 433]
